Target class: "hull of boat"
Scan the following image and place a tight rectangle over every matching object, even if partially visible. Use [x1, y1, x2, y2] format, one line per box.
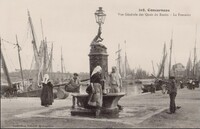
[17, 89, 42, 97]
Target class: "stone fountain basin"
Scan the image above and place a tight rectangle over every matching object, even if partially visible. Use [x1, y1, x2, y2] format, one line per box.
[71, 92, 126, 117]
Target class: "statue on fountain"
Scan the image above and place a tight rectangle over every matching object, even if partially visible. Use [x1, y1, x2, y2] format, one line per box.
[91, 26, 103, 44]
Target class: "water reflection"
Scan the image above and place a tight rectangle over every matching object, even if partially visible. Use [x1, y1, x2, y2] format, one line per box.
[80, 83, 143, 96]
[123, 83, 143, 96]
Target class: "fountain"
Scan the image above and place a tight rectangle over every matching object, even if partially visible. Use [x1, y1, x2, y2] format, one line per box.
[71, 7, 125, 118]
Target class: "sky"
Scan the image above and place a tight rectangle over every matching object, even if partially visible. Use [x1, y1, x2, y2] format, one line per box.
[0, 0, 200, 75]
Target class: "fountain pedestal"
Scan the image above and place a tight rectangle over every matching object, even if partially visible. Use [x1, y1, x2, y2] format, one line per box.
[89, 43, 108, 79]
[70, 42, 126, 118]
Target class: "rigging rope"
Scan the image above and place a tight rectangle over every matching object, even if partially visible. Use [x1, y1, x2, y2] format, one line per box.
[172, 43, 176, 65]
[1, 42, 16, 71]
[28, 56, 35, 79]
[20, 22, 33, 70]
[20, 21, 31, 49]
[1, 37, 31, 73]
[1, 38, 16, 46]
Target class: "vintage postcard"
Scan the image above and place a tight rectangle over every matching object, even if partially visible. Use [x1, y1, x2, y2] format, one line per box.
[1, 0, 200, 128]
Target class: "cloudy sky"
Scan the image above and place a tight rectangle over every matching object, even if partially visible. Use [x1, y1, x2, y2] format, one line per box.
[1, 0, 200, 75]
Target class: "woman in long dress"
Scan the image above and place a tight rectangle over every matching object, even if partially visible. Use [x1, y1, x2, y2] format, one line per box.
[40, 74, 54, 107]
[88, 66, 103, 117]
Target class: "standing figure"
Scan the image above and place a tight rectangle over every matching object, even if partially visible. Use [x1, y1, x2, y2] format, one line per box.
[40, 74, 54, 107]
[12, 83, 18, 97]
[161, 83, 167, 94]
[167, 76, 177, 114]
[188, 79, 193, 89]
[109, 66, 123, 110]
[180, 81, 184, 89]
[65, 73, 81, 108]
[192, 80, 196, 90]
[88, 66, 103, 117]
[65, 73, 80, 93]
[150, 83, 156, 93]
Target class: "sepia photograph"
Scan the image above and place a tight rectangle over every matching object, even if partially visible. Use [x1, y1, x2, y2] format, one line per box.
[1, 0, 200, 128]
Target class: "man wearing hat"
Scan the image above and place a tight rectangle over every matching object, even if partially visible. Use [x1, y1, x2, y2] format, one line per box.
[65, 73, 81, 108]
[167, 76, 178, 114]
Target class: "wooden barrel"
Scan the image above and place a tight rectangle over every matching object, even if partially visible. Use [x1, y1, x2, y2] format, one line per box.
[57, 87, 69, 99]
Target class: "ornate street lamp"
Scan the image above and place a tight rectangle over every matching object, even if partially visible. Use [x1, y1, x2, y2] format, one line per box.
[95, 7, 106, 26]
[92, 7, 106, 43]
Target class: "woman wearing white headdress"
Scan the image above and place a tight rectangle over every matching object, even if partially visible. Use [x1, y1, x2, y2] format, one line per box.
[88, 65, 103, 117]
[41, 74, 54, 107]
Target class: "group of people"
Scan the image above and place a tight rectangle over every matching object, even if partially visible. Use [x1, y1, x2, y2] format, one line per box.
[39, 66, 183, 116]
[39, 65, 123, 114]
[40, 73, 81, 107]
[187, 79, 199, 90]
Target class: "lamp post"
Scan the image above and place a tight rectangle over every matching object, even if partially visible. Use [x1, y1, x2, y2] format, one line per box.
[92, 7, 106, 43]
[71, 7, 125, 118]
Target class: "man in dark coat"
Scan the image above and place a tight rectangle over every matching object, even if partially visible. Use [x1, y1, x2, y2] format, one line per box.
[167, 76, 179, 114]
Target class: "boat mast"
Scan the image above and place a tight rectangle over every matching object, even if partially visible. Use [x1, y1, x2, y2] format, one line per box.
[43, 37, 47, 74]
[186, 52, 191, 78]
[40, 19, 49, 76]
[40, 18, 45, 74]
[162, 43, 167, 79]
[193, 25, 197, 79]
[124, 40, 127, 78]
[157, 43, 167, 78]
[168, 31, 173, 78]
[61, 47, 64, 83]
[15, 35, 25, 88]
[28, 10, 43, 86]
[48, 43, 53, 77]
[28, 10, 40, 67]
[0, 37, 12, 88]
[40, 19, 45, 41]
[151, 60, 156, 76]
[115, 44, 122, 75]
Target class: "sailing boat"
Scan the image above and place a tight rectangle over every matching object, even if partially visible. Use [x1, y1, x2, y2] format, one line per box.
[27, 11, 53, 88]
[142, 43, 168, 93]
[17, 11, 53, 97]
[115, 43, 122, 76]
[153, 43, 168, 92]
[1, 36, 28, 97]
[115, 41, 133, 94]
[0, 37, 14, 97]
[115, 41, 132, 80]
[196, 60, 200, 81]
[192, 25, 198, 80]
[156, 43, 167, 79]
[186, 52, 193, 78]
[185, 25, 199, 88]
[122, 40, 132, 79]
